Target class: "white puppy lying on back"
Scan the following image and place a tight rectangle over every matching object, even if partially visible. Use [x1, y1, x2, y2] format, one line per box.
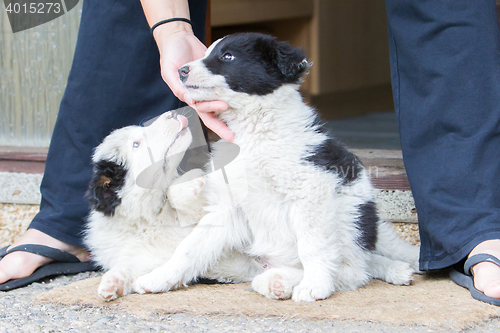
[133, 33, 420, 302]
[84, 110, 258, 301]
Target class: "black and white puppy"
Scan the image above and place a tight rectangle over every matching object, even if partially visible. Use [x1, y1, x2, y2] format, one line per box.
[84, 110, 257, 301]
[133, 33, 420, 302]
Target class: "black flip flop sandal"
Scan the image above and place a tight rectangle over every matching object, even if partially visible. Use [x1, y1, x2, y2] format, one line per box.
[0, 244, 100, 291]
[449, 253, 500, 306]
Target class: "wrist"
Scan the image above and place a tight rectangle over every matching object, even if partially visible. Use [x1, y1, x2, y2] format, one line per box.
[153, 20, 193, 44]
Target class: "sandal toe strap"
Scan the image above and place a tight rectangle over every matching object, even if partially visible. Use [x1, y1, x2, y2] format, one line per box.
[464, 253, 500, 276]
[4, 244, 80, 263]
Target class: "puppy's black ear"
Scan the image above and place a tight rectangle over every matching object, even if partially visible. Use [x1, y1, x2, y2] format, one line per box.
[273, 40, 310, 83]
[87, 160, 127, 216]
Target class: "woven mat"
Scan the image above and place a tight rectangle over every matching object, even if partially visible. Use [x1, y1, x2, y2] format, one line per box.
[36, 271, 500, 327]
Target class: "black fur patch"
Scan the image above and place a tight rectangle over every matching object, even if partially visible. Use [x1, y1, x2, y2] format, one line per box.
[356, 201, 379, 251]
[203, 33, 308, 95]
[305, 138, 364, 184]
[87, 160, 127, 216]
[307, 113, 328, 134]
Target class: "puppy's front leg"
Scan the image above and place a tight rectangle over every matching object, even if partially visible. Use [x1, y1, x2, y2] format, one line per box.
[133, 208, 239, 294]
[289, 204, 340, 302]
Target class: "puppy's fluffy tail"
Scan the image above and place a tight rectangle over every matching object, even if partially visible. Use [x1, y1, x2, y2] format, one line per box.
[374, 220, 421, 272]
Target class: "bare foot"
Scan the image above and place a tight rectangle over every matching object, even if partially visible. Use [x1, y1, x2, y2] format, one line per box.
[469, 239, 500, 299]
[0, 229, 90, 284]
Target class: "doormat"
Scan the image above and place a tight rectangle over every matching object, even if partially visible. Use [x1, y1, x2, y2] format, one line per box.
[36, 271, 499, 328]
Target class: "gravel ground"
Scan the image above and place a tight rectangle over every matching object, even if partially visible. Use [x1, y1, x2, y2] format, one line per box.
[0, 204, 39, 248]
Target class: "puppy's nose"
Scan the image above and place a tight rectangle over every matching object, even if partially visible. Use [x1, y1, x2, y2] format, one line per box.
[178, 66, 190, 83]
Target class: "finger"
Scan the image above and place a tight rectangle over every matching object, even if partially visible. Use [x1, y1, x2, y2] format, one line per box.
[197, 111, 235, 142]
[161, 57, 190, 101]
[194, 100, 229, 113]
[182, 93, 195, 105]
[163, 68, 187, 101]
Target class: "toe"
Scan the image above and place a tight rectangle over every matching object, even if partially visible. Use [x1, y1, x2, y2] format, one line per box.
[469, 240, 500, 300]
[483, 279, 500, 299]
[272, 281, 283, 297]
[0, 269, 10, 285]
[0, 251, 41, 284]
[102, 293, 114, 300]
[102, 284, 115, 293]
[115, 279, 125, 296]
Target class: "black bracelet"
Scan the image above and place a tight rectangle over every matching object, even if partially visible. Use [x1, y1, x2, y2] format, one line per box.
[150, 18, 193, 34]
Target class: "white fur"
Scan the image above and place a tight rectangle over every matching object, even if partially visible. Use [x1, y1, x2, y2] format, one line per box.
[84, 111, 258, 301]
[133, 37, 420, 302]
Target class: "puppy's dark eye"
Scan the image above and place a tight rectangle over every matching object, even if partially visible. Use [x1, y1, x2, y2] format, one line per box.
[165, 112, 174, 119]
[133, 141, 140, 149]
[221, 52, 235, 61]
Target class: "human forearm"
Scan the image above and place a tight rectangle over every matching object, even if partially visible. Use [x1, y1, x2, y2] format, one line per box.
[140, 0, 192, 42]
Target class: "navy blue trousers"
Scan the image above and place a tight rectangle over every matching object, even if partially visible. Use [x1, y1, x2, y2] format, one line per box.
[385, 0, 500, 270]
[29, 0, 207, 248]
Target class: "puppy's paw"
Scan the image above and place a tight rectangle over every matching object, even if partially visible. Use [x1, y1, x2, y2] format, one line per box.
[268, 274, 293, 300]
[170, 170, 205, 196]
[384, 261, 414, 286]
[189, 175, 205, 196]
[133, 270, 172, 295]
[179, 174, 205, 197]
[168, 171, 206, 213]
[252, 272, 293, 300]
[98, 271, 128, 302]
[292, 279, 333, 303]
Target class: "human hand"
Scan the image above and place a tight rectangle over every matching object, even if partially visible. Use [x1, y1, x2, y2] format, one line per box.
[153, 24, 235, 142]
